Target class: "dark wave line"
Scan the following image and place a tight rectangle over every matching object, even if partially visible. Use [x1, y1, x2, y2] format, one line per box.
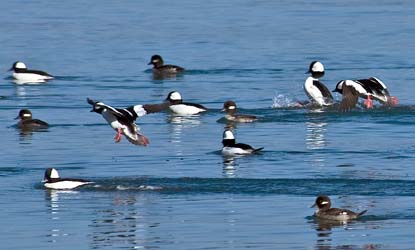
[39, 177, 415, 196]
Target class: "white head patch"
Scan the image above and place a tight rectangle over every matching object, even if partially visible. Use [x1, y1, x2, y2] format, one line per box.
[311, 61, 324, 73]
[169, 92, 182, 101]
[23, 113, 32, 118]
[228, 105, 236, 110]
[50, 168, 60, 178]
[133, 105, 147, 117]
[321, 201, 329, 205]
[15, 62, 27, 69]
[223, 130, 235, 140]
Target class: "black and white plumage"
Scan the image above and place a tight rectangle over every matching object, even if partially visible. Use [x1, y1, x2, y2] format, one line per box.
[9, 61, 53, 83]
[333, 77, 398, 111]
[87, 98, 165, 146]
[311, 195, 367, 221]
[43, 168, 92, 190]
[222, 100, 257, 123]
[15, 109, 49, 130]
[165, 91, 207, 115]
[221, 130, 263, 156]
[304, 61, 334, 106]
[148, 55, 184, 75]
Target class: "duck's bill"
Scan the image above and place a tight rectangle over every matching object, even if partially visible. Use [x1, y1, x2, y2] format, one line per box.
[310, 203, 317, 208]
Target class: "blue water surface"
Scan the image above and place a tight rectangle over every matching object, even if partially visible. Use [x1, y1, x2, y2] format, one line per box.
[1, 0, 415, 249]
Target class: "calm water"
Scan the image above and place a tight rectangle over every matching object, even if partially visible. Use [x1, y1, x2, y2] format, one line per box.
[1, 0, 415, 249]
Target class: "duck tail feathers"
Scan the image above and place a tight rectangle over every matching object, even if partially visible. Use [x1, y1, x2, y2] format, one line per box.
[253, 147, 264, 153]
[357, 210, 368, 217]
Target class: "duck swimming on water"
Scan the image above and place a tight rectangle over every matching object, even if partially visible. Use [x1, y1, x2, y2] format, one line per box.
[304, 61, 334, 107]
[311, 195, 367, 221]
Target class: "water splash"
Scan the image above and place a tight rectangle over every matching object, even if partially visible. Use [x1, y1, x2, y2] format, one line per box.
[271, 93, 306, 108]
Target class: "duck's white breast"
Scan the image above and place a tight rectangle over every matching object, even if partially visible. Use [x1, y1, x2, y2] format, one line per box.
[13, 72, 52, 82]
[44, 181, 88, 190]
[222, 147, 251, 156]
[169, 104, 205, 115]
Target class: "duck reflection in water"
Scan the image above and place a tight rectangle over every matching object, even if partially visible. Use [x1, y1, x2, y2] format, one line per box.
[44, 190, 79, 242]
[306, 121, 327, 150]
[312, 218, 352, 250]
[222, 155, 238, 178]
[305, 114, 328, 169]
[312, 219, 380, 250]
[167, 115, 202, 157]
[90, 194, 153, 249]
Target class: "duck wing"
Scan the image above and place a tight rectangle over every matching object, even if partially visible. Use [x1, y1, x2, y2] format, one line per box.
[160, 64, 185, 72]
[313, 80, 333, 100]
[327, 208, 366, 218]
[234, 143, 263, 153]
[122, 123, 150, 146]
[231, 114, 258, 122]
[87, 98, 125, 117]
[20, 119, 49, 128]
[339, 84, 360, 112]
[87, 98, 97, 106]
[182, 102, 208, 111]
[25, 69, 53, 77]
[142, 102, 170, 114]
[234, 143, 254, 150]
[357, 77, 390, 102]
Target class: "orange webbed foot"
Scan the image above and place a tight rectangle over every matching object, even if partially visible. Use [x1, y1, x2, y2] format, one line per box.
[364, 96, 373, 108]
[389, 96, 399, 106]
[114, 128, 122, 143]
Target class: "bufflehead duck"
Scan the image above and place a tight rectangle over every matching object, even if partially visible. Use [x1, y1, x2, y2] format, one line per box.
[311, 195, 367, 221]
[148, 55, 184, 75]
[333, 77, 399, 111]
[43, 168, 92, 190]
[304, 61, 334, 106]
[222, 100, 257, 123]
[165, 91, 207, 115]
[9, 61, 53, 83]
[221, 130, 263, 156]
[87, 98, 169, 146]
[15, 109, 49, 129]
